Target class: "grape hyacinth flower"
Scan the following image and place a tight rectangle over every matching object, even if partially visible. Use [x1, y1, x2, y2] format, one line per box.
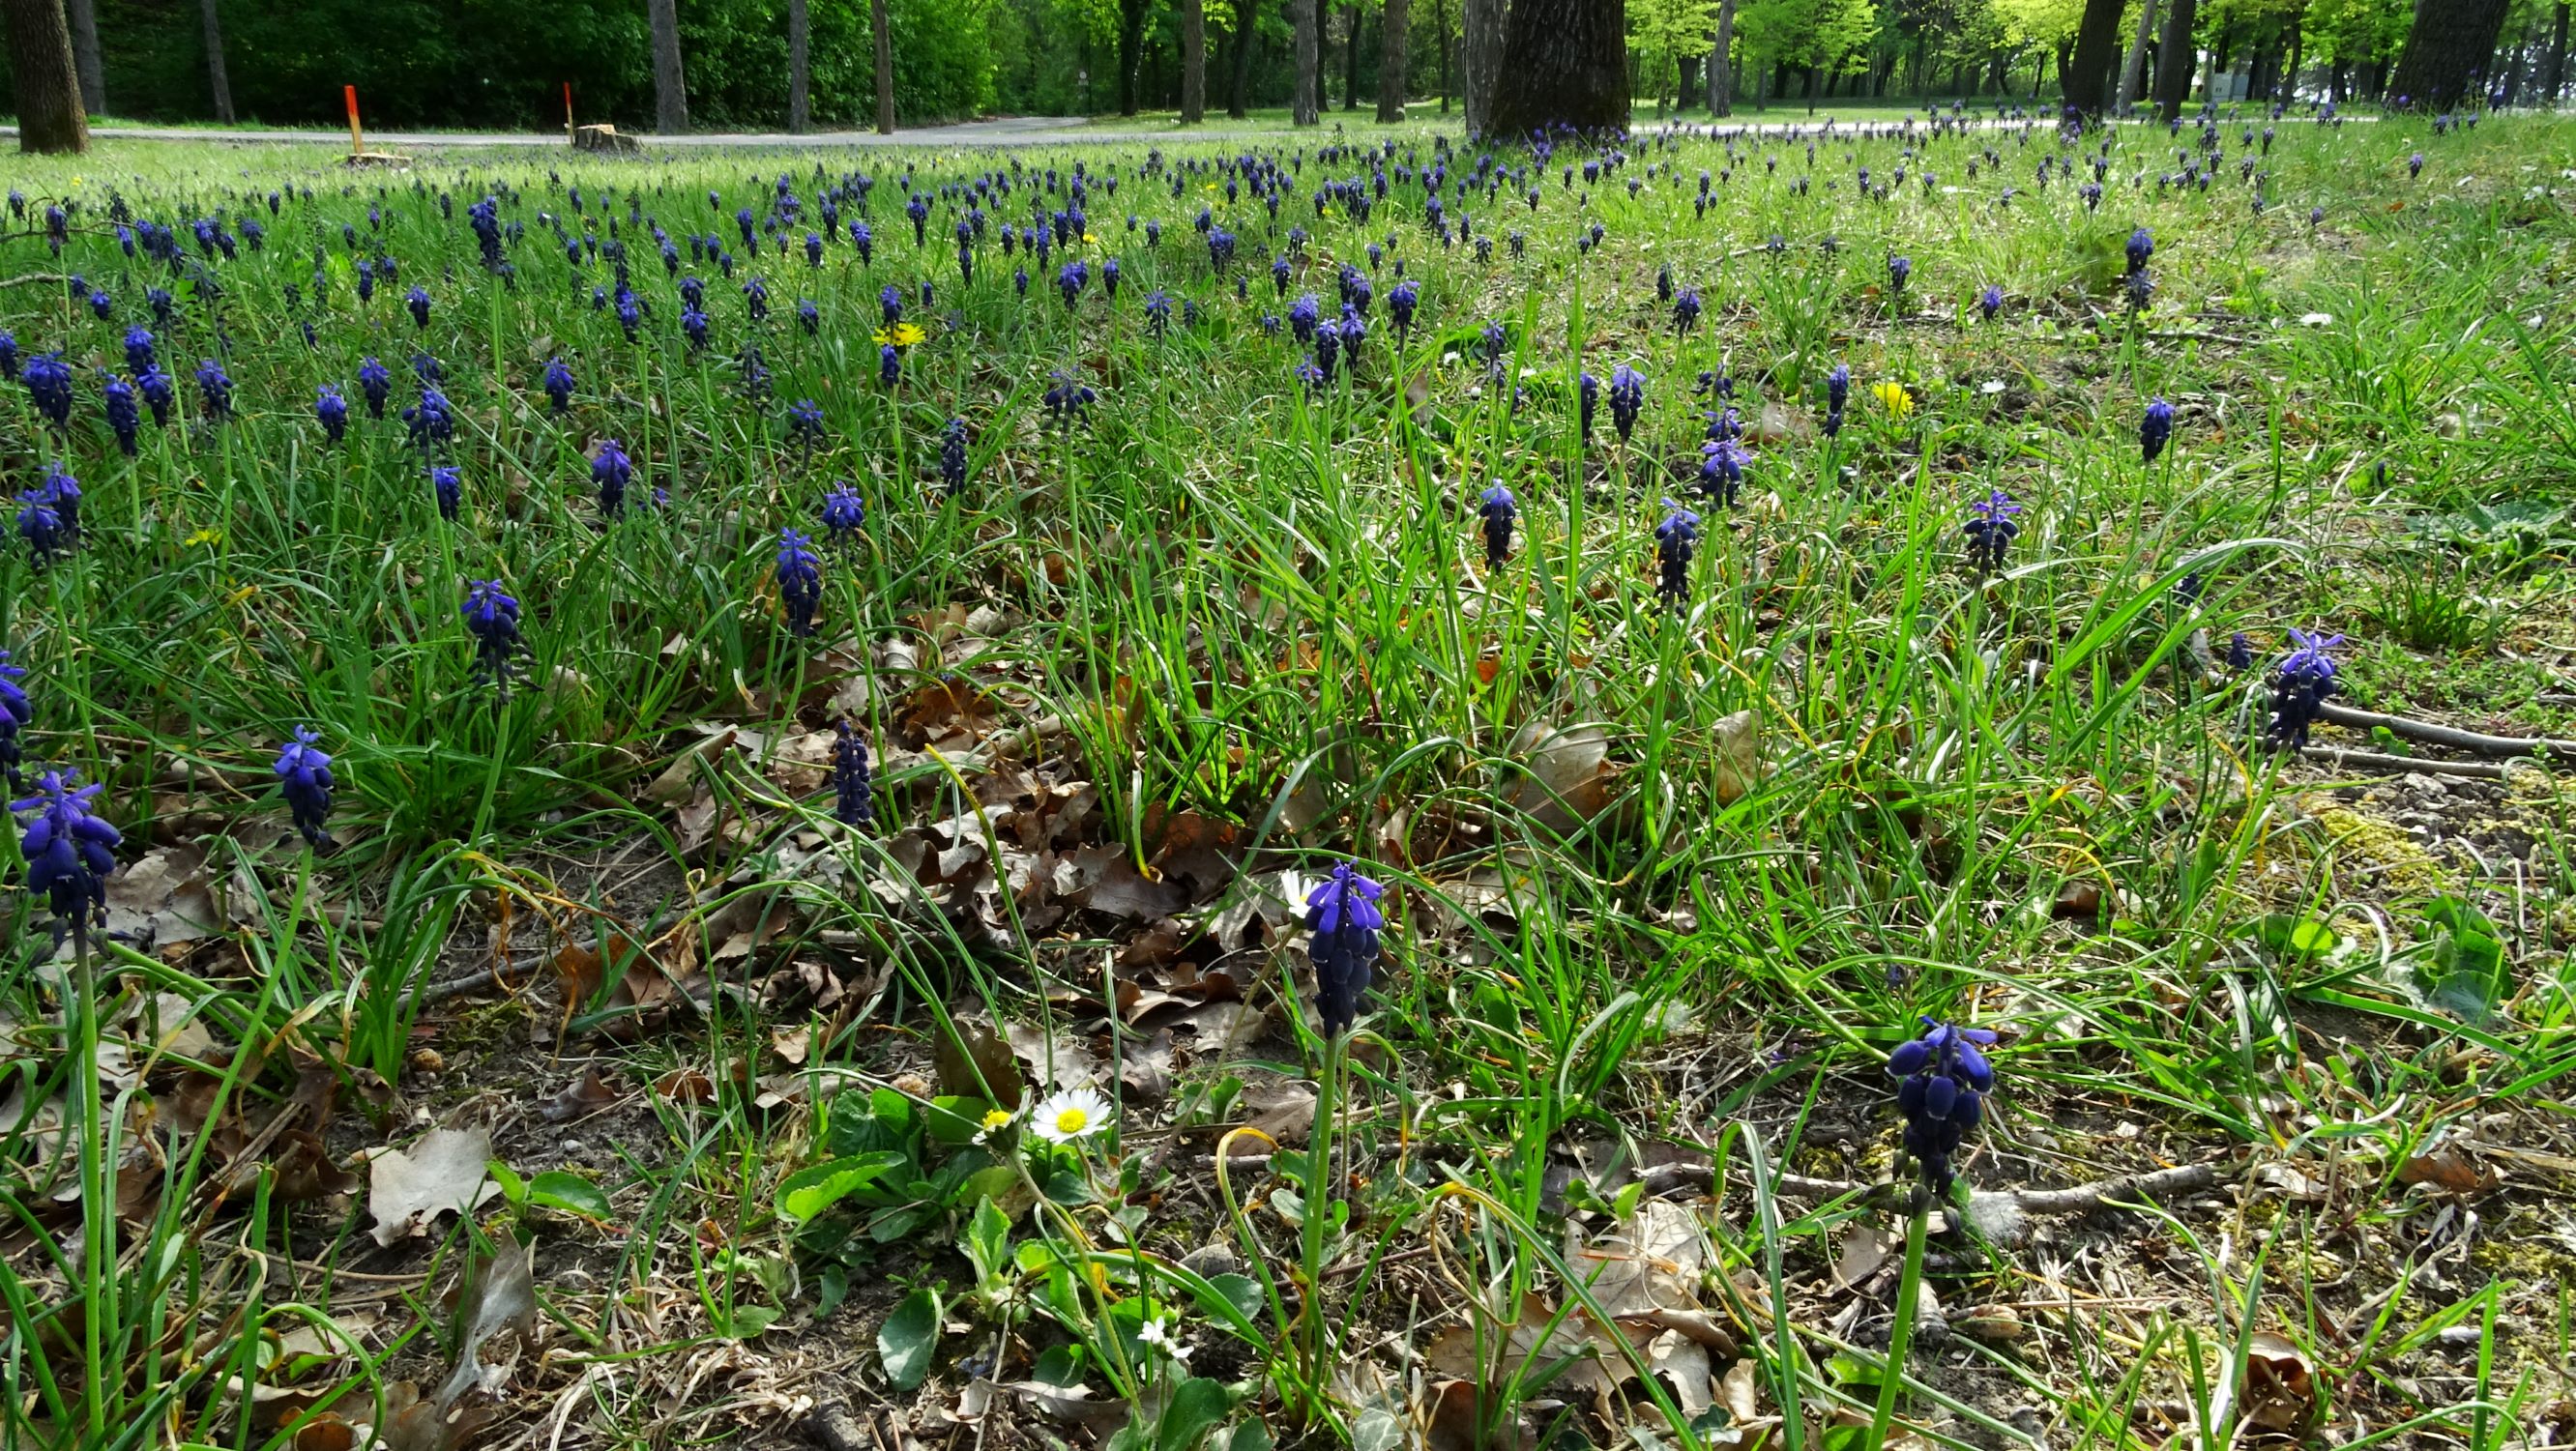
[25, 353, 73, 427]
[777, 528, 823, 638]
[940, 417, 969, 498]
[1144, 291, 1172, 336]
[406, 286, 431, 329]
[1303, 862, 1386, 1037]
[104, 376, 140, 455]
[2264, 628, 2343, 749]
[878, 342, 901, 388]
[429, 464, 462, 521]
[543, 357, 575, 414]
[1478, 482, 1515, 567]
[1963, 488, 2023, 572]
[462, 580, 522, 689]
[2124, 226, 2153, 274]
[1578, 370, 1599, 440]
[820, 482, 865, 542]
[1979, 284, 2004, 321]
[14, 771, 120, 934]
[124, 325, 156, 376]
[1654, 502, 1699, 609]
[0, 651, 26, 788]
[313, 384, 349, 443]
[1887, 1018, 1997, 1201]
[274, 728, 336, 848]
[2141, 396, 2174, 463]
[359, 357, 392, 419]
[787, 398, 826, 456]
[1700, 437, 1751, 507]
[15, 491, 67, 565]
[1610, 364, 1644, 443]
[404, 388, 454, 449]
[195, 359, 233, 421]
[1887, 254, 1912, 302]
[1388, 278, 1419, 339]
[1043, 371, 1097, 423]
[1672, 285, 1702, 334]
[2226, 631, 2253, 672]
[592, 439, 634, 517]
[832, 718, 873, 827]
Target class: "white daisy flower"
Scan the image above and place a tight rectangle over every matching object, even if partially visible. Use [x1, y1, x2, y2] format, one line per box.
[1137, 1318, 1191, 1363]
[1031, 1088, 1112, 1143]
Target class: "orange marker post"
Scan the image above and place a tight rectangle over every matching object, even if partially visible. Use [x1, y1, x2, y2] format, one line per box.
[564, 82, 575, 141]
[344, 85, 364, 157]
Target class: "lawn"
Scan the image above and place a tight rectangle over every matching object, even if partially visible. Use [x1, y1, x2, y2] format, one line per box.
[3, 106, 2574, 1451]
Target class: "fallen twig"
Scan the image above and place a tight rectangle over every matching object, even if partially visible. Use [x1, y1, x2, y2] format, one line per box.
[2318, 701, 2576, 760]
[2298, 746, 2531, 780]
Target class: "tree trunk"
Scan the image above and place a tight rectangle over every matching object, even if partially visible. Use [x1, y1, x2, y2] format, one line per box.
[200, 0, 234, 121]
[1677, 53, 1696, 107]
[1485, 0, 1625, 131]
[1706, 0, 1734, 114]
[4, 0, 88, 150]
[1434, 0, 1449, 110]
[65, 0, 102, 114]
[788, 0, 810, 131]
[1229, 0, 1261, 116]
[2065, 0, 2124, 112]
[871, 0, 895, 131]
[1343, 4, 1361, 109]
[1182, 0, 1207, 121]
[1293, 0, 1321, 123]
[1461, 0, 1503, 132]
[648, 0, 688, 132]
[1377, 0, 1409, 118]
[2116, 0, 2157, 109]
[2152, 0, 2195, 119]
[2284, 18, 2303, 102]
[2389, 0, 2505, 108]
[1119, 0, 1149, 113]
[2547, 2, 2569, 104]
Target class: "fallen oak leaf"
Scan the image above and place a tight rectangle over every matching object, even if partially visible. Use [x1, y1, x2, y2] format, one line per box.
[365, 1127, 501, 1248]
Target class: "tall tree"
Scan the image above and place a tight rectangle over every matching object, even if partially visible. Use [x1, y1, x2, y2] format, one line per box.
[66, 0, 101, 114]
[872, 0, 895, 131]
[1294, 0, 1321, 121]
[648, 0, 688, 132]
[3, 0, 88, 151]
[1706, 0, 1737, 114]
[2116, 0, 2158, 108]
[1378, 0, 1409, 117]
[1633, 0, 1716, 115]
[788, 0, 811, 131]
[2152, 0, 2195, 116]
[1343, 3, 1362, 108]
[201, 0, 235, 121]
[1485, 0, 1626, 132]
[1228, 0, 1262, 116]
[1183, 0, 1208, 119]
[1118, 0, 1154, 113]
[1461, 0, 1505, 131]
[1433, 0, 1451, 108]
[2064, 0, 2124, 111]
[2387, 0, 2506, 107]
[2547, 1, 2569, 103]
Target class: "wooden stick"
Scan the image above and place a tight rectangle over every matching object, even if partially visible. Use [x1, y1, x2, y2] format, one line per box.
[2317, 701, 2576, 760]
[2298, 746, 2531, 780]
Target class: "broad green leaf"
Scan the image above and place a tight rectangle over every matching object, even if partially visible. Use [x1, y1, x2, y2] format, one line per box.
[527, 1171, 611, 1220]
[779, 1152, 909, 1222]
[964, 1195, 1012, 1286]
[878, 1287, 939, 1389]
[1156, 1378, 1234, 1451]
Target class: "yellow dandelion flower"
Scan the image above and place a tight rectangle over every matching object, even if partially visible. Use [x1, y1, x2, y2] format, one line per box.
[1872, 381, 1915, 417]
[871, 322, 926, 348]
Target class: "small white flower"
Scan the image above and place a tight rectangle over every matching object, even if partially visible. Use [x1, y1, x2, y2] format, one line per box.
[1980, 380, 2006, 395]
[1137, 1318, 1192, 1363]
[2299, 312, 2334, 328]
[1031, 1087, 1112, 1143]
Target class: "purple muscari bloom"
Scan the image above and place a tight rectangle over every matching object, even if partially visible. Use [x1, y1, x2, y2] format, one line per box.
[1303, 861, 1386, 1035]
[1964, 488, 2023, 571]
[315, 384, 348, 443]
[1043, 370, 1097, 423]
[940, 417, 969, 498]
[743, 276, 770, 322]
[682, 305, 710, 351]
[0, 332, 15, 381]
[0, 651, 26, 787]
[24, 353, 73, 427]
[403, 388, 454, 448]
[681, 275, 707, 310]
[1610, 364, 1644, 443]
[125, 326, 156, 375]
[2409, 153, 2424, 179]
[806, 231, 824, 268]
[777, 528, 823, 637]
[1102, 256, 1123, 300]
[406, 286, 431, 329]
[194, 359, 233, 420]
[787, 398, 826, 455]
[1480, 319, 1508, 363]
[102, 376, 139, 455]
[137, 364, 174, 426]
[429, 464, 462, 520]
[821, 482, 865, 541]
[1672, 286, 1702, 334]
[833, 718, 873, 827]
[907, 193, 930, 247]
[1655, 501, 1698, 608]
[412, 352, 445, 387]
[543, 357, 576, 414]
[2227, 632, 2253, 672]
[1057, 259, 1089, 308]
[274, 727, 336, 848]
[15, 493, 66, 564]
[1979, 285, 2004, 321]
[2265, 628, 2344, 749]
[1388, 278, 1419, 338]
[358, 357, 391, 418]
[799, 297, 821, 334]
[878, 343, 901, 388]
[89, 290, 110, 321]
[1887, 255, 1912, 296]
[2142, 396, 2175, 463]
[1578, 370, 1599, 440]
[14, 771, 120, 931]
[461, 580, 522, 688]
[2124, 226, 2153, 274]
[851, 220, 874, 265]
[356, 260, 377, 303]
[592, 439, 635, 517]
[1478, 482, 1515, 566]
[1273, 252, 1292, 297]
[1144, 290, 1173, 336]
[1699, 437, 1751, 507]
[1888, 1017, 1998, 1200]
[1289, 293, 1321, 343]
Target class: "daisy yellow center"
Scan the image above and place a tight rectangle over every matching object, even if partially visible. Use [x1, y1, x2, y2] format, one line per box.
[982, 1109, 1012, 1130]
[1053, 1106, 1091, 1136]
